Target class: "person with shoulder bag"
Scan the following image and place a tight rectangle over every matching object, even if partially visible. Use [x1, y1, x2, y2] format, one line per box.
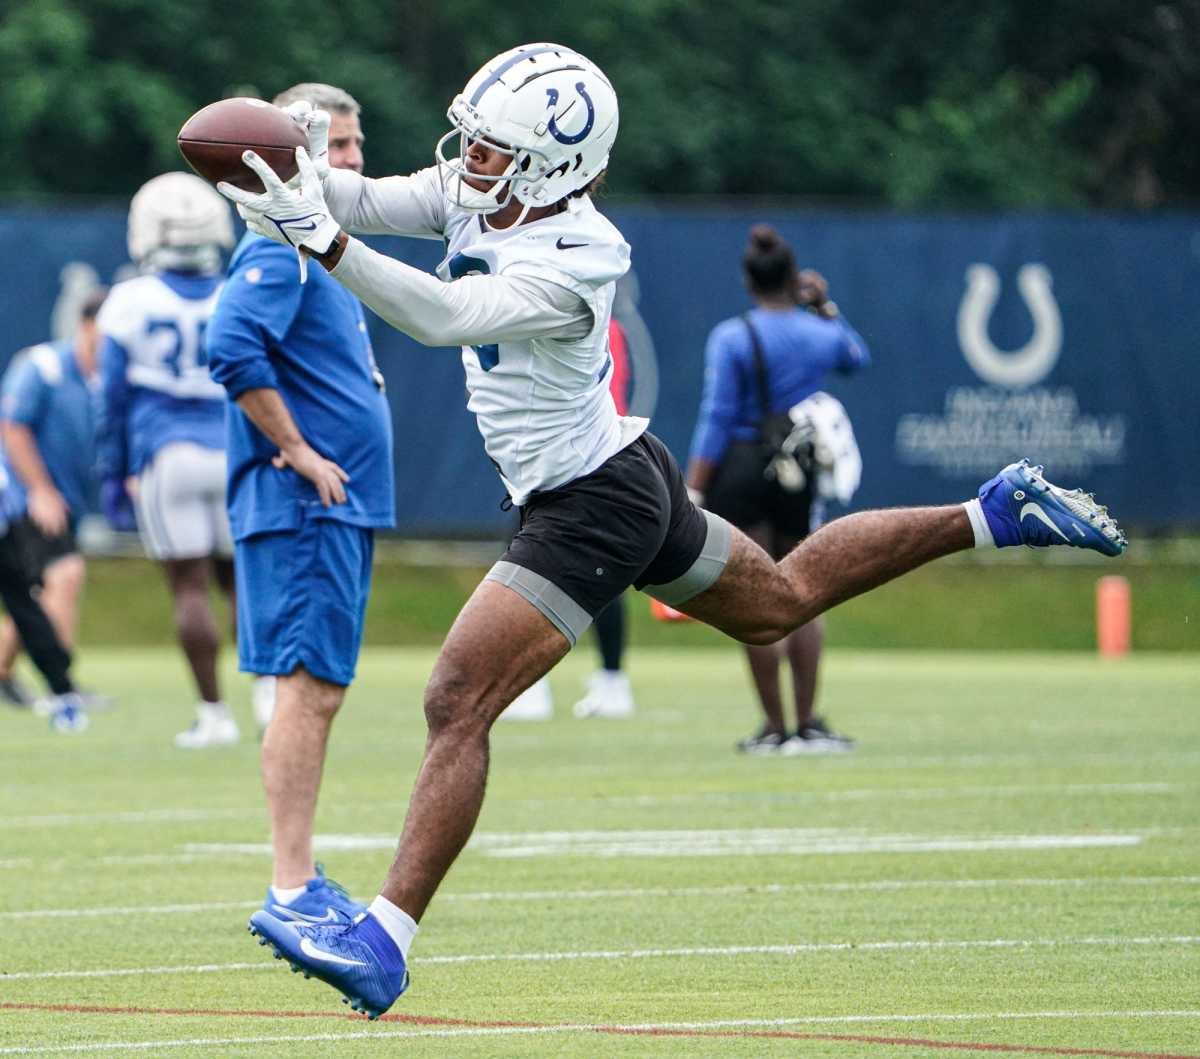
[686, 225, 871, 754]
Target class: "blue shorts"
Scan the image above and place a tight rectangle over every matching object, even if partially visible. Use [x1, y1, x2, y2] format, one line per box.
[235, 514, 375, 687]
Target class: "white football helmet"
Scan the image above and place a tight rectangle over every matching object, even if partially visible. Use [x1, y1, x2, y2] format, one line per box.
[435, 43, 618, 215]
[127, 172, 234, 273]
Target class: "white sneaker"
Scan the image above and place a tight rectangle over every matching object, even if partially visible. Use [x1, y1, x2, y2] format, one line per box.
[48, 694, 90, 734]
[572, 670, 635, 718]
[501, 678, 553, 721]
[252, 676, 277, 735]
[174, 703, 240, 749]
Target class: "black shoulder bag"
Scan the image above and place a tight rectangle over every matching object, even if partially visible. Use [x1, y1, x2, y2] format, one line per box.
[743, 315, 813, 493]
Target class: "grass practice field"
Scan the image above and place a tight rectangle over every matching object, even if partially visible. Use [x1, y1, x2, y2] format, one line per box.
[1, 646, 1197, 1057]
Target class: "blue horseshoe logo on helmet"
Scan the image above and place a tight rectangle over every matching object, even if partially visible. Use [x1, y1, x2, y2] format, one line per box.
[545, 82, 595, 145]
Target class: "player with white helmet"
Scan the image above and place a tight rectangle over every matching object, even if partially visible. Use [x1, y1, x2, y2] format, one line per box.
[98, 172, 247, 748]
[223, 43, 1127, 1017]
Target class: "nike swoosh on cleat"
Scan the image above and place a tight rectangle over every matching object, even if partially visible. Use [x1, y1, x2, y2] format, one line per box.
[272, 905, 339, 924]
[299, 937, 367, 966]
[1019, 502, 1069, 542]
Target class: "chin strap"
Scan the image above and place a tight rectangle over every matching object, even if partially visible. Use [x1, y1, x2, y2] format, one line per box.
[482, 201, 533, 231]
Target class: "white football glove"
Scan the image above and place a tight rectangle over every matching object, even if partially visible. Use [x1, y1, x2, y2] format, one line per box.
[280, 101, 332, 182]
[217, 147, 341, 282]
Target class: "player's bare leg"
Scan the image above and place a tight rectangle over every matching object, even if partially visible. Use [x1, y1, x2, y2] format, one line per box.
[787, 617, 824, 728]
[684, 505, 974, 644]
[39, 555, 85, 651]
[381, 580, 570, 921]
[739, 526, 788, 735]
[213, 556, 237, 639]
[163, 557, 222, 703]
[261, 666, 346, 887]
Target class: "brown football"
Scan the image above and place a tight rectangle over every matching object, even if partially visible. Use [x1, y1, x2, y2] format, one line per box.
[177, 97, 309, 193]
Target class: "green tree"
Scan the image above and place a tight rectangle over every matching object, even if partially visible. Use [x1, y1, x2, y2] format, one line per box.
[0, 0, 1195, 207]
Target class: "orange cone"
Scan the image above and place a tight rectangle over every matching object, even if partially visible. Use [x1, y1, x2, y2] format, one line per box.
[1096, 575, 1131, 657]
[650, 598, 691, 622]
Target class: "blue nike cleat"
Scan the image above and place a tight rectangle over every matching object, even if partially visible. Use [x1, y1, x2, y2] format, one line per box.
[978, 459, 1127, 556]
[260, 866, 367, 926]
[248, 909, 409, 1018]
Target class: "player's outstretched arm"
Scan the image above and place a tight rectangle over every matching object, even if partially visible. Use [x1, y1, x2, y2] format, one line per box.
[326, 237, 590, 347]
[220, 151, 588, 346]
[280, 105, 445, 240]
[323, 168, 447, 240]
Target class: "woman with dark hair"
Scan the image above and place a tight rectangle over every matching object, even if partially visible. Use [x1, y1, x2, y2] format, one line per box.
[686, 225, 871, 754]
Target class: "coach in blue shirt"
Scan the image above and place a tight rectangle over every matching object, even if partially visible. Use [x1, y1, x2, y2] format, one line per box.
[0, 290, 106, 705]
[207, 83, 393, 924]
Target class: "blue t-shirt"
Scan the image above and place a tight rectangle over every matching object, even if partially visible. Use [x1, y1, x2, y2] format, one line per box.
[96, 271, 227, 479]
[207, 235, 395, 540]
[688, 306, 871, 465]
[0, 340, 97, 525]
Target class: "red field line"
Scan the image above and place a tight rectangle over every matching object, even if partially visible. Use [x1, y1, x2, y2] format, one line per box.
[1, 1001, 1195, 1059]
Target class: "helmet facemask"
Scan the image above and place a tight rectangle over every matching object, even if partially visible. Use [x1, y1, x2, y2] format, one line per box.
[435, 112, 555, 216]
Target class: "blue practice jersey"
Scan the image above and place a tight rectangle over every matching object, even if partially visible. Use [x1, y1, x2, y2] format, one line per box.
[96, 271, 227, 480]
[207, 235, 394, 539]
[689, 306, 871, 465]
[0, 340, 97, 525]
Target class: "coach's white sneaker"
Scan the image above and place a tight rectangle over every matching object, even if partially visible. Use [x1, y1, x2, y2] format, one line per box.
[501, 678, 553, 721]
[573, 670, 635, 718]
[252, 676, 277, 736]
[174, 702, 240, 749]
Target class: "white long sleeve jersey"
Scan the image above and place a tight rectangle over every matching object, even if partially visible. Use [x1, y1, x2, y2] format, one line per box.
[325, 166, 646, 505]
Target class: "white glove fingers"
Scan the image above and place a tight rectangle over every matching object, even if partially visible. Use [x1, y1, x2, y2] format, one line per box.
[216, 181, 259, 207]
[241, 151, 286, 193]
[295, 145, 318, 184]
[281, 100, 313, 121]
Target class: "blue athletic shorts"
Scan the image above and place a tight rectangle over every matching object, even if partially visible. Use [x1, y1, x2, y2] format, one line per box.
[235, 513, 375, 687]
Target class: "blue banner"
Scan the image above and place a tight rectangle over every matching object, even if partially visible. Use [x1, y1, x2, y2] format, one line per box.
[1, 204, 1195, 533]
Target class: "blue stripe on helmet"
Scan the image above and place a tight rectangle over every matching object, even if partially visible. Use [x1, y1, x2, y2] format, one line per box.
[469, 45, 568, 106]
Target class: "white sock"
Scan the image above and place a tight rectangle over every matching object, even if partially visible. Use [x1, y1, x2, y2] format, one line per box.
[368, 895, 419, 959]
[962, 498, 995, 550]
[270, 883, 306, 905]
[200, 700, 231, 716]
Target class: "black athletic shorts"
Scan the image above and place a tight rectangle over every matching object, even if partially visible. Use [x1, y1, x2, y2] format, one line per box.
[7, 517, 79, 584]
[488, 432, 732, 645]
[705, 441, 815, 541]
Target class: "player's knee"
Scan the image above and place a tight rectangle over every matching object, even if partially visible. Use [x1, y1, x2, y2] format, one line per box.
[45, 556, 84, 594]
[741, 590, 807, 645]
[422, 668, 488, 737]
[741, 624, 788, 647]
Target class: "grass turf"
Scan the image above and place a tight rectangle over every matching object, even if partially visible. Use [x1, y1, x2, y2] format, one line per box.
[0, 646, 1197, 1056]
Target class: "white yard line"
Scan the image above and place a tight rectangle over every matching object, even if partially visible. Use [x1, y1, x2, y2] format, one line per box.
[2, 935, 1197, 981]
[0, 782, 1186, 828]
[0, 1010, 1198, 1055]
[512, 781, 1182, 809]
[181, 829, 1145, 859]
[5, 875, 1198, 921]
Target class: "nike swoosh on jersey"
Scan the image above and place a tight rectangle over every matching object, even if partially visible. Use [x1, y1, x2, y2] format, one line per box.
[1019, 502, 1069, 541]
[271, 904, 339, 925]
[299, 937, 367, 966]
[555, 238, 588, 250]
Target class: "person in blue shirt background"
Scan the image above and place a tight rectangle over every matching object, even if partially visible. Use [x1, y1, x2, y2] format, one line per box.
[686, 224, 870, 755]
[96, 171, 245, 749]
[206, 83, 394, 929]
[0, 456, 95, 732]
[0, 290, 106, 708]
